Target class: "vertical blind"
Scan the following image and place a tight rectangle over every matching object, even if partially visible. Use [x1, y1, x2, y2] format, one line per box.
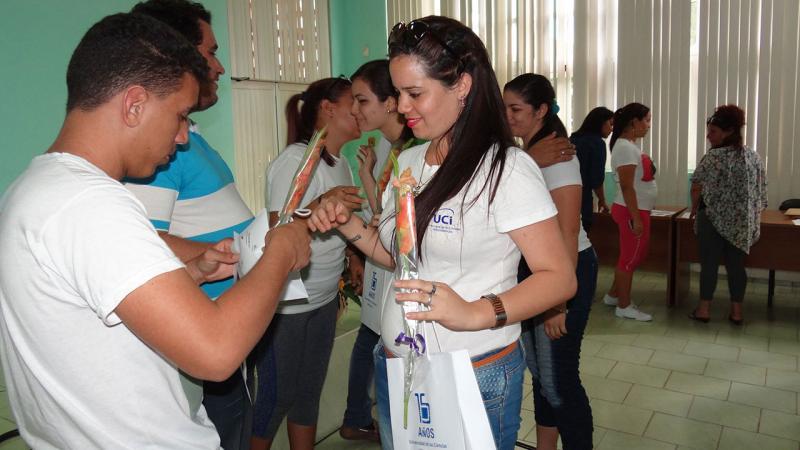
[387, 0, 798, 206]
[227, 0, 328, 212]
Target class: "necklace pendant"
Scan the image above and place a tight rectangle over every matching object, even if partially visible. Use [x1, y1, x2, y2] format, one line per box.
[412, 185, 422, 197]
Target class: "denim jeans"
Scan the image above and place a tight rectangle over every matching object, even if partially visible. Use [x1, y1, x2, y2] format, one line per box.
[202, 368, 252, 450]
[374, 342, 525, 450]
[520, 247, 597, 450]
[343, 324, 380, 428]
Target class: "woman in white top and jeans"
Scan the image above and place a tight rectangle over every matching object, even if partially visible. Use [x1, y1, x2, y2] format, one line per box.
[504, 73, 597, 450]
[602, 103, 656, 321]
[309, 16, 576, 450]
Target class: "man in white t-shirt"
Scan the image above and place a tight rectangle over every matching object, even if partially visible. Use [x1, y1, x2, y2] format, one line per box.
[0, 13, 309, 449]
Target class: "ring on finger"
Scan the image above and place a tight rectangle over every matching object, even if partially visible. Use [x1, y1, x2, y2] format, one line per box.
[426, 292, 434, 307]
[428, 283, 437, 296]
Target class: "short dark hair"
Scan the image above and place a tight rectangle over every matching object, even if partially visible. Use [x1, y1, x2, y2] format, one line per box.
[708, 104, 745, 147]
[131, 0, 211, 46]
[66, 13, 208, 112]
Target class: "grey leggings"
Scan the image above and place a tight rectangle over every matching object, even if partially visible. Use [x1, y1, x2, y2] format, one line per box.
[697, 209, 747, 302]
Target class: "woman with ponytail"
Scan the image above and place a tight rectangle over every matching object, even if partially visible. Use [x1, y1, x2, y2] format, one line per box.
[251, 76, 361, 450]
[503, 73, 597, 450]
[308, 16, 576, 449]
[602, 103, 656, 322]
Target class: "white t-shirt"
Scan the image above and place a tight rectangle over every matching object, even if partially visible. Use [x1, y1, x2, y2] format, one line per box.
[377, 142, 558, 357]
[610, 139, 658, 211]
[540, 158, 592, 252]
[267, 143, 353, 313]
[0, 153, 220, 449]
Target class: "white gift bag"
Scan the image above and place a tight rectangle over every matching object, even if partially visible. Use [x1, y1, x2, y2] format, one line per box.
[387, 350, 496, 450]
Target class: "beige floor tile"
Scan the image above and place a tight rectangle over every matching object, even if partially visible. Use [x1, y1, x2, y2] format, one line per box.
[649, 350, 708, 375]
[585, 333, 638, 345]
[769, 338, 800, 357]
[624, 384, 693, 417]
[705, 359, 766, 385]
[683, 340, 740, 362]
[315, 432, 380, 450]
[596, 429, 676, 450]
[579, 355, 617, 377]
[633, 334, 688, 352]
[665, 372, 731, 400]
[664, 326, 718, 343]
[581, 338, 604, 356]
[597, 343, 654, 365]
[644, 412, 721, 449]
[760, 409, 800, 441]
[518, 405, 536, 441]
[581, 374, 632, 403]
[608, 362, 670, 388]
[728, 381, 798, 413]
[766, 368, 800, 393]
[745, 323, 798, 340]
[589, 398, 653, 435]
[716, 330, 770, 351]
[717, 427, 800, 450]
[687, 396, 760, 431]
[739, 348, 798, 370]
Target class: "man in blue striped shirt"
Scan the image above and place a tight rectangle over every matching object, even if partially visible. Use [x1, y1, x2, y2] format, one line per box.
[125, 1, 254, 448]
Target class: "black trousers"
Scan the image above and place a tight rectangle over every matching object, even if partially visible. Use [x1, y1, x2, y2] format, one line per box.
[697, 209, 747, 302]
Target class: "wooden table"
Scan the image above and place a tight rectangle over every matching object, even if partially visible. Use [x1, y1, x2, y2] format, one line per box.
[587, 205, 686, 304]
[674, 210, 800, 306]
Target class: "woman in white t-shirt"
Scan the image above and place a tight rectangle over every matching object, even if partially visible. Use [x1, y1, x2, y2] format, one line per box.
[504, 73, 598, 450]
[337, 59, 417, 442]
[602, 103, 657, 321]
[251, 76, 362, 450]
[309, 16, 576, 450]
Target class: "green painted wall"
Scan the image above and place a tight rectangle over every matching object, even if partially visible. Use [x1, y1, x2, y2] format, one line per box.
[0, 0, 234, 194]
[329, 0, 389, 185]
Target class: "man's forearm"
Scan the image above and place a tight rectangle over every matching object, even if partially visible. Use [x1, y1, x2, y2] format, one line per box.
[159, 231, 212, 262]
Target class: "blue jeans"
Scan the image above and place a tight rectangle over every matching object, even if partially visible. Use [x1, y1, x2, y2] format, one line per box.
[202, 369, 252, 450]
[343, 324, 380, 428]
[520, 247, 597, 450]
[374, 342, 525, 450]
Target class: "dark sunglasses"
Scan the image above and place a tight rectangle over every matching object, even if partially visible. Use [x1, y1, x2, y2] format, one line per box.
[388, 20, 458, 58]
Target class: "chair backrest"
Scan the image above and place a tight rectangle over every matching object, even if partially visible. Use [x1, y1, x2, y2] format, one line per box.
[778, 199, 800, 211]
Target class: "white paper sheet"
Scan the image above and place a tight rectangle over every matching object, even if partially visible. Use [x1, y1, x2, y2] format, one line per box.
[232, 209, 308, 301]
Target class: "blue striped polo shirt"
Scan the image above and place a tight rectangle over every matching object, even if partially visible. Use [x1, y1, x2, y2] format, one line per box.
[125, 131, 254, 299]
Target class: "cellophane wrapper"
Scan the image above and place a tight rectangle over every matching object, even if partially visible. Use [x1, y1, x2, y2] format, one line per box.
[393, 166, 424, 428]
[277, 127, 327, 225]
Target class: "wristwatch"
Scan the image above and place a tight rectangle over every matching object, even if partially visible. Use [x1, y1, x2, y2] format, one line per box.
[482, 293, 507, 329]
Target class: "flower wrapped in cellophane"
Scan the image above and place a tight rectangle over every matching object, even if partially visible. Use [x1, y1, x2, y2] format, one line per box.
[390, 153, 426, 427]
[375, 138, 415, 214]
[277, 126, 327, 225]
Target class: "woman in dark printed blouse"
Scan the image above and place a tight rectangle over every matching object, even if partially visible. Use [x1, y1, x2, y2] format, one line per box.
[689, 104, 767, 325]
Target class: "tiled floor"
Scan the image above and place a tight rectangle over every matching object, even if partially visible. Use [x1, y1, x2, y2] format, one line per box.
[0, 268, 797, 449]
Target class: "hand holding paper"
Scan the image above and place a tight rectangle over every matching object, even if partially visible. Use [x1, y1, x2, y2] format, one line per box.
[233, 209, 309, 301]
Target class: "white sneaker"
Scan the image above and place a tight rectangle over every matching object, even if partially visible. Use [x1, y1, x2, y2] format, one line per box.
[603, 294, 618, 306]
[615, 304, 653, 321]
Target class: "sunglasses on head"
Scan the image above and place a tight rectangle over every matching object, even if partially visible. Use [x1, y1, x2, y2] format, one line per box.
[388, 20, 458, 58]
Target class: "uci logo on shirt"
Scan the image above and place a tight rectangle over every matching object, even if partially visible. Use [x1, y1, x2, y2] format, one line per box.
[415, 392, 435, 438]
[430, 208, 459, 234]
